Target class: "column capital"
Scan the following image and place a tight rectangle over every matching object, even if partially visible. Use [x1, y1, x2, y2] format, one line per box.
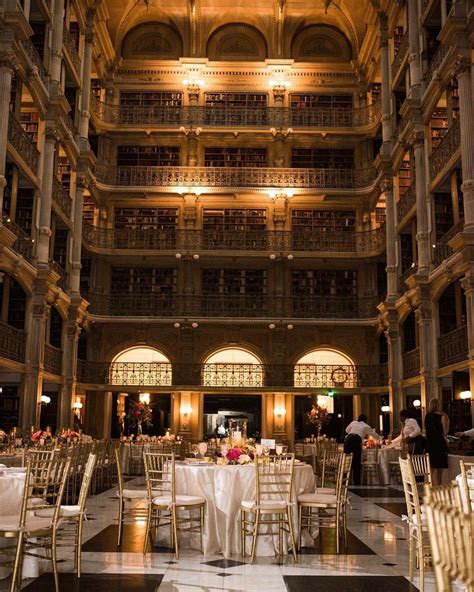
[0, 51, 17, 72]
[379, 177, 393, 193]
[454, 55, 471, 77]
[378, 12, 389, 47]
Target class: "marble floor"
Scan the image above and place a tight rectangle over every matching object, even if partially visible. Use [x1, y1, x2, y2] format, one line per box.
[0, 477, 446, 591]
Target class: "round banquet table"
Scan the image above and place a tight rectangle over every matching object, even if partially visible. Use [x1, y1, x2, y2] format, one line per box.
[362, 448, 400, 486]
[455, 473, 474, 513]
[157, 462, 316, 558]
[0, 470, 39, 579]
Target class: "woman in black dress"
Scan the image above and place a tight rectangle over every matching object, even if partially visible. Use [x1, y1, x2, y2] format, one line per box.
[425, 398, 449, 485]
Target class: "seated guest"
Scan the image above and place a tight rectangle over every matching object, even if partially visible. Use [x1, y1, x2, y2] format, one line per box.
[344, 414, 382, 485]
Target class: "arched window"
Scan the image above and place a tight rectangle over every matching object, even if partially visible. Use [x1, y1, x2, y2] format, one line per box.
[294, 348, 355, 388]
[203, 347, 263, 387]
[111, 346, 172, 386]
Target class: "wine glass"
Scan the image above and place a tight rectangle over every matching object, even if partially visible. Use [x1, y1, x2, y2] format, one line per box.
[255, 443, 263, 457]
[198, 442, 208, 457]
[275, 444, 283, 456]
[263, 445, 270, 460]
[191, 444, 199, 459]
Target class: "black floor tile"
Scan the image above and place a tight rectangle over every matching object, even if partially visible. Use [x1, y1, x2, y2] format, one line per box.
[284, 576, 418, 592]
[298, 530, 375, 555]
[202, 558, 246, 569]
[83, 524, 170, 554]
[375, 502, 407, 517]
[23, 573, 163, 591]
[349, 488, 404, 498]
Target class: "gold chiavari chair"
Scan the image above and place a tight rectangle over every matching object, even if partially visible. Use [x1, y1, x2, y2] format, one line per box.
[408, 453, 432, 486]
[0, 450, 71, 592]
[399, 457, 431, 592]
[128, 442, 144, 475]
[240, 453, 297, 563]
[115, 446, 148, 547]
[361, 447, 380, 485]
[320, 447, 340, 489]
[143, 452, 206, 558]
[424, 484, 474, 592]
[297, 453, 352, 554]
[459, 460, 474, 513]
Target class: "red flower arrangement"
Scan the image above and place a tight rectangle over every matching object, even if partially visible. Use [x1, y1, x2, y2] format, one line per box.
[128, 400, 153, 428]
[307, 404, 329, 432]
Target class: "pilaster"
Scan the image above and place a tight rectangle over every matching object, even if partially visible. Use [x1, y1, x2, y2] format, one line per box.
[385, 308, 404, 434]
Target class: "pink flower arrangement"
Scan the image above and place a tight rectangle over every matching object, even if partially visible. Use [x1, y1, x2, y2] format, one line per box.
[226, 447, 243, 462]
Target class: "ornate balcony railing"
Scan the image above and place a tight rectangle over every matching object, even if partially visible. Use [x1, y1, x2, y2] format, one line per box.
[19, 38, 48, 85]
[438, 325, 468, 368]
[82, 222, 386, 255]
[0, 321, 25, 363]
[391, 31, 409, 81]
[2, 215, 34, 261]
[49, 259, 67, 291]
[62, 25, 81, 76]
[424, 44, 450, 86]
[96, 165, 376, 192]
[76, 360, 389, 389]
[93, 99, 380, 129]
[52, 177, 72, 218]
[400, 264, 418, 287]
[86, 293, 380, 320]
[43, 343, 62, 375]
[433, 218, 464, 268]
[403, 348, 420, 379]
[397, 183, 416, 223]
[7, 114, 40, 175]
[429, 119, 460, 181]
[61, 112, 77, 138]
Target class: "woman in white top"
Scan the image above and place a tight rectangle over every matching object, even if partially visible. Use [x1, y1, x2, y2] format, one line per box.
[387, 409, 423, 452]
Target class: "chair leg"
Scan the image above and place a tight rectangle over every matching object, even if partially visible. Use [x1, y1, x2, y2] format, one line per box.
[418, 544, 424, 592]
[199, 506, 204, 554]
[143, 504, 152, 554]
[408, 536, 414, 581]
[287, 509, 297, 563]
[297, 505, 302, 550]
[172, 506, 179, 559]
[10, 532, 24, 592]
[240, 511, 246, 557]
[51, 529, 60, 592]
[336, 508, 340, 554]
[250, 511, 259, 564]
[117, 498, 124, 546]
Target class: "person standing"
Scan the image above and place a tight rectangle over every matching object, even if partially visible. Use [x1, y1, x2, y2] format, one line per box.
[387, 409, 425, 454]
[344, 414, 383, 485]
[425, 398, 449, 485]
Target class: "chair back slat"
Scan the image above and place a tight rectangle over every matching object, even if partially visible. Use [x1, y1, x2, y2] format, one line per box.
[143, 452, 175, 502]
[255, 454, 294, 505]
[459, 460, 474, 513]
[77, 453, 97, 511]
[408, 453, 432, 485]
[399, 457, 423, 525]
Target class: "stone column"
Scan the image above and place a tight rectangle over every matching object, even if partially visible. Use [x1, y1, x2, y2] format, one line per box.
[381, 179, 398, 299]
[385, 310, 404, 434]
[379, 12, 392, 148]
[416, 289, 438, 410]
[49, 0, 65, 95]
[461, 271, 474, 424]
[0, 48, 15, 216]
[407, 0, 421, 96]
[58, 310, 82, 429]
[182, 128, 200, 166]
[271, 129, 290, 167]
[455, 57, 474, 231]
[411, 131, 431, 272]
[36, 126, 59, 266]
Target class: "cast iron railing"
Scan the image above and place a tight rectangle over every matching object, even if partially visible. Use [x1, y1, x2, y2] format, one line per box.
[429, 118, 460, 181]
[2, 215, 34, 261]
[397, 183, 416, 223]
[52, 177, 72, 218]
[43, 343, 62, 375]
[432, 218, 464, 268]
[403, 348, 420, 379]
[391, 31, 409, 80]
[19, 38, 48, 85]
[8, 114, 40, 175]
[62, 24, 81, 76]
[0, 321, 25, 363]
[438, 325, 468, 367]
[424, 44, 450, 86]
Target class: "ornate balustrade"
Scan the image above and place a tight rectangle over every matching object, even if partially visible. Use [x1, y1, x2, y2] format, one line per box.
[93, 99, 380, 129]
[0, 321, 25, 363]
[403, 348, 420, 379]
[391, 31, 409, 81]
[61, 112, 77, 138]
[424, 44, 450, 86]
[82, 222, 386, 255]
[8, 114, 40, 175]
[19, 38, 48, 85]
[76, 360, 388, 389]
[49, 259, 67, 291]
[438, 325, 468, 368]
[62, 25, 81, 76]
[429, 119, 461, 181]
[86, 293, 379, 320]
[43, 344, 62, 375]
[400, 264, 418, 288]
[96, 165, 376, 192]
[2, 215, 34, 261]
[397, 183, 416, 223]
[433, 218, 464, 268]
[52, 177, 72, 218]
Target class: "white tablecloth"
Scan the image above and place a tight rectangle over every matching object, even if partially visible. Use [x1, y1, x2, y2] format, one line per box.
[161, 463, 315, 557]
[446, 454, 474, 482]
[0, 471, 39, 579]
[455, 473, 474, 512]
[362, 448, 400, 485]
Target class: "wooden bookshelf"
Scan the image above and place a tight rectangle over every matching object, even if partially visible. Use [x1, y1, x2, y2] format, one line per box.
[370, 84, 381, 103]
[57, 157, 72, 194]
[400, 232, 414, 273]
[434, 193, 454, 240]
[19, 111, 39, 144]
[111, 268, 177, 294]
[430, 108, 448, 149]
[291, 210, 355, 233]
[114, 207, 178, 231]
[204, 147, 267, 168]
[120, 91, 183, 107]
[291, 270, 357, 297]
[398, 159, 412, 196]
[80, 256, 91, 294]
[204, 92, 267, 108]
[69, 21, 80, 51]
[8, 279, 26, 329]
[289, 94, 353, 109]
[49, 307, 62, 348]
[291, 148, 354, 169]
[53, 227, 68, 267]
[9, 73, 18, 112]
[203, 209, 267, 232]
[2, 164, 14, 217]
[0, 385, 20, 432]
[393, 26, 405, 56]
[451, 82, 459, 120]
[31, 22, 46, 59]
[15, 188, 34, 233]
[374, 205, 386, 228]
[91, 80, 102, 101]
[117, 146, 180, 167]
[82, 195, 95, 223]
[202, 269, 266, 295]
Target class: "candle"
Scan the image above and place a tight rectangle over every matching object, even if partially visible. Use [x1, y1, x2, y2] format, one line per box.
[233, 430, 242, 446]
[379, 414, 383, 432]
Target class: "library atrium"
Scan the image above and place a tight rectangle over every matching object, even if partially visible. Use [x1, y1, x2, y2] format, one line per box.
[0, 0, 473, 590]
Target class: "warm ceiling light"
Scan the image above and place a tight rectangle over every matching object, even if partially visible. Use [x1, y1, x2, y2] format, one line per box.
[460, 391, 472, 400]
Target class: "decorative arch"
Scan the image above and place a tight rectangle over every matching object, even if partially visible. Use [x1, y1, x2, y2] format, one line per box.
[111, 345, 172, 386]
[203, 346, 263, 387]
[207, 23, 267, 61]
[294, 347, 356, 388]
[121, 22, 183, 60]
[291, 25, 352, 62]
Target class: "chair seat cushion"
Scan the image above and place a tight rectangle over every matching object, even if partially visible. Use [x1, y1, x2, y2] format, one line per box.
[316, 487, 336, 495]
[240, 499, 288, 511]
[298, 493, 338, 505]
[35, 505, 82, 519]
[0, 515, 52, 533]
[152, 494, 205, 507]
[122, 488, 147, 499]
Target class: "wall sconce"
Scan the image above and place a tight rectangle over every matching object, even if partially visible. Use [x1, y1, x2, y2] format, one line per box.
[269, 77, 290, 100]
[381, 405, 391, 413]
[139, 393, 151, 405]
[183, 77, 204, 101]
[317, 395, 334, 413]
[274, 394, 287, 433]
[274, 406, 286, 418]
[40, 395, 51, 405]
[413, 399, 421, 408]
[180, 404, 193, 417]
[73, 398, 83, 417]
[460, 391, 472, 401]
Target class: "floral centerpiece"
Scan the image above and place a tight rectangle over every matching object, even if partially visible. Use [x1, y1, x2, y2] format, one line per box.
[0, 430, 6, 442]
[32, 427, 53, 443]
[218, 443, 255, 465]
[59, 429, 80, 443]
[307, 404, 329, 435]
[128, 400, 153, 435]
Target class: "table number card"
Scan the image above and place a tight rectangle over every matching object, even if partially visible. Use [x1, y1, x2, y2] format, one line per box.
[261, 438, 276, 449]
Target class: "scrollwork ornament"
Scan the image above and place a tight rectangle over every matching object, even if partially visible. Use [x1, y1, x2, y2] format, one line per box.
[0, 51, 18, 72]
